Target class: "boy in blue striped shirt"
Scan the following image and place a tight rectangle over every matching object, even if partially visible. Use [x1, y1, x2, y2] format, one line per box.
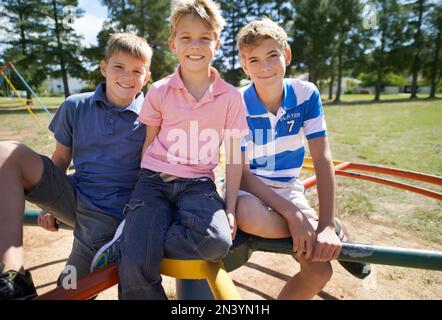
[235, 19, 370, 299]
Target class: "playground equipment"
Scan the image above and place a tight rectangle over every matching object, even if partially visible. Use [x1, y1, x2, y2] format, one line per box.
[0, 62, 52, 126]
[35, 259, 241, 300]
[30, 234, 442, 300]
[302, 158, 442, 201]
[24, 157, 442, 300]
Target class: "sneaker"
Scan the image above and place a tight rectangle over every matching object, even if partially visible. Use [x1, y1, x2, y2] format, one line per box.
[0, 263, 37, 300]
[90, 220, 125, 272]
[335, 219, 371, 279]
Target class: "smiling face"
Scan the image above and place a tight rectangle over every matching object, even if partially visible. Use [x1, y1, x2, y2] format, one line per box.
[169, 14, 220, 76]
[240, 38, 291, 92]
[100, 50, 151, 107]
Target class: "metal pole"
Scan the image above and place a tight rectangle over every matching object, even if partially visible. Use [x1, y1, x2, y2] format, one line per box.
[251, 237, 442, 271]
[9, 62, 52, 117]
[24, 210, 442, 270]
[24, 210, 72, 230]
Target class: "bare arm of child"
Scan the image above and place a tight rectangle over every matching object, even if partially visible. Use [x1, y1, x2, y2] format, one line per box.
[142, 125, 160, 157]
[224, 137, 243, 240]
[240, 152, 316, 259]
[308, 136, 341, 262]
[38, 141, 72, 232]
[51, 141, 72, 172]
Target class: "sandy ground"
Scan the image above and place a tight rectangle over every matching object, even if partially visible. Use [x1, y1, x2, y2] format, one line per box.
[24, 215, 442, 300]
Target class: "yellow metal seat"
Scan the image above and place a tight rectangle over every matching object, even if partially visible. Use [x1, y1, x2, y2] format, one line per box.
[35, 258, 242, 300]
[160, 258, 242, 300]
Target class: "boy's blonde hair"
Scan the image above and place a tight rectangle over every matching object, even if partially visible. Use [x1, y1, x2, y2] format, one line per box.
[170, 0, 225, 38]
[105, 33, 153, 67]
[237, 18, 289, 58]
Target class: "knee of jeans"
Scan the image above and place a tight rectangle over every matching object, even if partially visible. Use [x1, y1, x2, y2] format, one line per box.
[200, 227, 232, 261]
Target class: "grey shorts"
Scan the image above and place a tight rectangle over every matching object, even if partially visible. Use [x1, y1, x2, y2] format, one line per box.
[24, 155, 121, 282]
[25, 155, 76, 227]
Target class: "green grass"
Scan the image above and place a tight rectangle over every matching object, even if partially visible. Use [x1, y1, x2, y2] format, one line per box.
[0, 96, 64, 109]
[0, 96, 441, 244]
[321, 93, 442, 102]
[318, 98, 442, 244]
[325, 100, 442, 175]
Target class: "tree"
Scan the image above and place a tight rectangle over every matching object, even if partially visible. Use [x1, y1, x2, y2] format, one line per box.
[215, 0, 252, 86]
[0, 0, 48, 102]
[45, 0, 86, 97]
[101, 0, 176, 81]
[100, 0, 131, 31]
[368, 0, 411, 101]
[81, 25, 115, 87]
[409, 0, 428, 99]
[424, 3, 442, 98]
[291, 0, 337, 85]
[359, 71, 406, 87]
[329, 0, 367, 103]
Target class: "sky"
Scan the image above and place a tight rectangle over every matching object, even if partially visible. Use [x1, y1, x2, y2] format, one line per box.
[74, 0, 108, 46]
[0, 1, 106, 52]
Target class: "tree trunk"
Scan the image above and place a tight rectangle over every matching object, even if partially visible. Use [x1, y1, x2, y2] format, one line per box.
[52, 0, 70, 97]
[334, 46, 343, 103]
[328, 75, 334, 100]
[374, 30, 386, 101]
[230, 10, 236, 73]
[26, 90, 33, 106]
[139, 0, 146, 37]
[429, 28, 441, 98]
[411, 0, 424, 99]
[17, 0, 32, 105]
[374, 70, 382, 101]
[121, 0, 127, 32]
[308, 60, 317, 85]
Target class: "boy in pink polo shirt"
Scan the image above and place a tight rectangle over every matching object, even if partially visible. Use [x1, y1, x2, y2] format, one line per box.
[92, 0, 248, 300]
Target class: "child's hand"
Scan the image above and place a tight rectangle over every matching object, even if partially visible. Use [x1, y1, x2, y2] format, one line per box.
[286, 210, 316, 259]
[312, 226, 342, 262]
[37, 210, 59, 232]
[226, 212, 237, 240]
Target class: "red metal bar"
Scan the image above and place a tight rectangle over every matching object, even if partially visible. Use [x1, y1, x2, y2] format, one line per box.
[34, 264, 119, 300]
[335, 170, 442, 201]
[305, 157, 442, 186]
[303, 161, 351, 189]
[346, 163, 442, 186]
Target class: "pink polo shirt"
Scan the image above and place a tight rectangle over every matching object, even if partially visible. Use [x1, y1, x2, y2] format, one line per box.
[139, 66, 248, 180]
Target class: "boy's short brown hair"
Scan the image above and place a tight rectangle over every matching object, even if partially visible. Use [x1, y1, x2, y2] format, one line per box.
[170, 0, 225, 38]
[237, 18, 289, 58]
[105, 33, 153, 67]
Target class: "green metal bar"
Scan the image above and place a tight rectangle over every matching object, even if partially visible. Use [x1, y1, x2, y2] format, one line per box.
[24, 210, 442, 271]
[250, 237, 442, 271]
[24, 210, 72, 230]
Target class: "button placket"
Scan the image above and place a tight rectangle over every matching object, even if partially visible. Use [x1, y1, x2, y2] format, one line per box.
[104, 111, 117, 134]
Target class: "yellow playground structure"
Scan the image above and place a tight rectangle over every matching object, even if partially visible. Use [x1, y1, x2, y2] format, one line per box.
[0, 62, 52, 126]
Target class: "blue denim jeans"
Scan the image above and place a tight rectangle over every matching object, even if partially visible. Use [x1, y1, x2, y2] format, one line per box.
[118, 169, 232, 300]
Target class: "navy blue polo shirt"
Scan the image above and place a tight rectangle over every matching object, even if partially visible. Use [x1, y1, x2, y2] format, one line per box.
[48, 83, 146, 219]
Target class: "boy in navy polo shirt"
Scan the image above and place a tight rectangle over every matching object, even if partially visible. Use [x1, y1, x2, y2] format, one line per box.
[235, 19, 370, 299]
[0, 33, 152, 299]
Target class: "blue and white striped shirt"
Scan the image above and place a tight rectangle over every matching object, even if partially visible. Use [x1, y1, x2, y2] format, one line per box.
[241, 78, 327, 187]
